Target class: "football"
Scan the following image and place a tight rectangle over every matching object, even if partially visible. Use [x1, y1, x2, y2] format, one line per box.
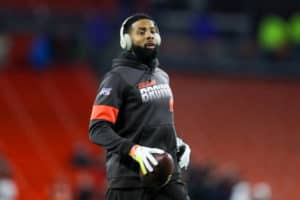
[140, 152, 174, 188]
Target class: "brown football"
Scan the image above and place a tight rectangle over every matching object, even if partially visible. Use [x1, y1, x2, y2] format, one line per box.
[140, 152, 174, 188]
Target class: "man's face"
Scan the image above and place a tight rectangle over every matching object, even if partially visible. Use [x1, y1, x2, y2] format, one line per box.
[129, 19, 159, 49]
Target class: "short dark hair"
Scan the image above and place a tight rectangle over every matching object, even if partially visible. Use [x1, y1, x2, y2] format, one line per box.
[122, 13, 154, 34]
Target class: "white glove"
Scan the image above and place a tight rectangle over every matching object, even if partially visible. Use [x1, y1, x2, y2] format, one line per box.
[176, 137, 191, 170]
[129, 145, 164, 175]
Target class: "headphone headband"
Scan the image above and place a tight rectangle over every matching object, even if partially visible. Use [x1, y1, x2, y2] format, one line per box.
[122, 14, 153, 34]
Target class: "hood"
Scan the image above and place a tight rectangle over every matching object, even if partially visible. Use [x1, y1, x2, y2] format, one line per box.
[112, 51, 160, 72]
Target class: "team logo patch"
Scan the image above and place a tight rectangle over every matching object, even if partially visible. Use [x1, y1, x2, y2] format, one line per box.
[139, 83, 172, 102]
[99, 88, 112, 96]
[138, 80, 157, 89]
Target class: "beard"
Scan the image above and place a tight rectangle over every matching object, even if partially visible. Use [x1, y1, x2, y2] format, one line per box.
[132, 44, 158, 64]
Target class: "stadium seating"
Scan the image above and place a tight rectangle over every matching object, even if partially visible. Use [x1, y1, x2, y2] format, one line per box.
[0, 0, 118, 12]
[171, 74, 300, 200]
[0, 65, 99, 200]
[0, 67, 299, 200]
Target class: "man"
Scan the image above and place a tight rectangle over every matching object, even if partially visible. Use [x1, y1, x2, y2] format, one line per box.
[89, 13, 191, 200]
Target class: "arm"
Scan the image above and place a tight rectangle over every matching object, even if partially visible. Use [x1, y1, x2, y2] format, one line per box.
[89, 119, 164, 175]
[89, 120, 134, 156]
[89, 72, 134, 155]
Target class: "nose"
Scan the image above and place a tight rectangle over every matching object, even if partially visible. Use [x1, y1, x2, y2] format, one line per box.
[146, 31, 155, 40]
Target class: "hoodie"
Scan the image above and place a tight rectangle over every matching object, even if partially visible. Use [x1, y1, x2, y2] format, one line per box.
[89, 52, 181, 188]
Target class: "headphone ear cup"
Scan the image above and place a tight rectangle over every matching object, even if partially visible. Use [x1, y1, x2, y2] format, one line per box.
[120, 34, 126, 49]
[155, 33, 161, 46]
[120, 24, 126, 49]
[123, 34, 132, 50]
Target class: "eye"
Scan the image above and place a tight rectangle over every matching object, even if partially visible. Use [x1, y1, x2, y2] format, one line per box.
[150, 28, 157, 34]
[138, 31, 145, 35]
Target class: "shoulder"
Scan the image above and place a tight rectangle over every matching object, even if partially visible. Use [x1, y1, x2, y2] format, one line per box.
[155, 67, 169, 80]
[97, 70, 125, 90]
[101, 70, 122, 82]
[109, 66, 145, 86]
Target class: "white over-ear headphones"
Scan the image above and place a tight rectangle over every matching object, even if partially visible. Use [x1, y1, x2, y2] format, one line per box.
[120, 16, 161, 50]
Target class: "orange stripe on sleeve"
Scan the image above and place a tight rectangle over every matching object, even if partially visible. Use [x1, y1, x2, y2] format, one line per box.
[169, 98, 174, 112]
[90, 105, 119, 123]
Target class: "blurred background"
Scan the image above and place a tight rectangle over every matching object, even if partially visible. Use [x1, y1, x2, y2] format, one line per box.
[0, 0, 300, 200]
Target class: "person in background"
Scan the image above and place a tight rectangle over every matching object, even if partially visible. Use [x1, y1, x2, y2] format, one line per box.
[0, 155, 18, 200]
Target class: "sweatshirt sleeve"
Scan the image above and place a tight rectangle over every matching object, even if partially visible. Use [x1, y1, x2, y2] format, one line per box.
[89, 72, 134, 156]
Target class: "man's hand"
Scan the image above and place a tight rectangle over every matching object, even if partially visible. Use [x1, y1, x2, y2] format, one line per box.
[176, 137, 191, 170]
[129, 145, 164, 175]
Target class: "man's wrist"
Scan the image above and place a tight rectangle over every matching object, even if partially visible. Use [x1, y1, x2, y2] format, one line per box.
[129, 144, 139, 157]
[119, 140, 135, 156]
